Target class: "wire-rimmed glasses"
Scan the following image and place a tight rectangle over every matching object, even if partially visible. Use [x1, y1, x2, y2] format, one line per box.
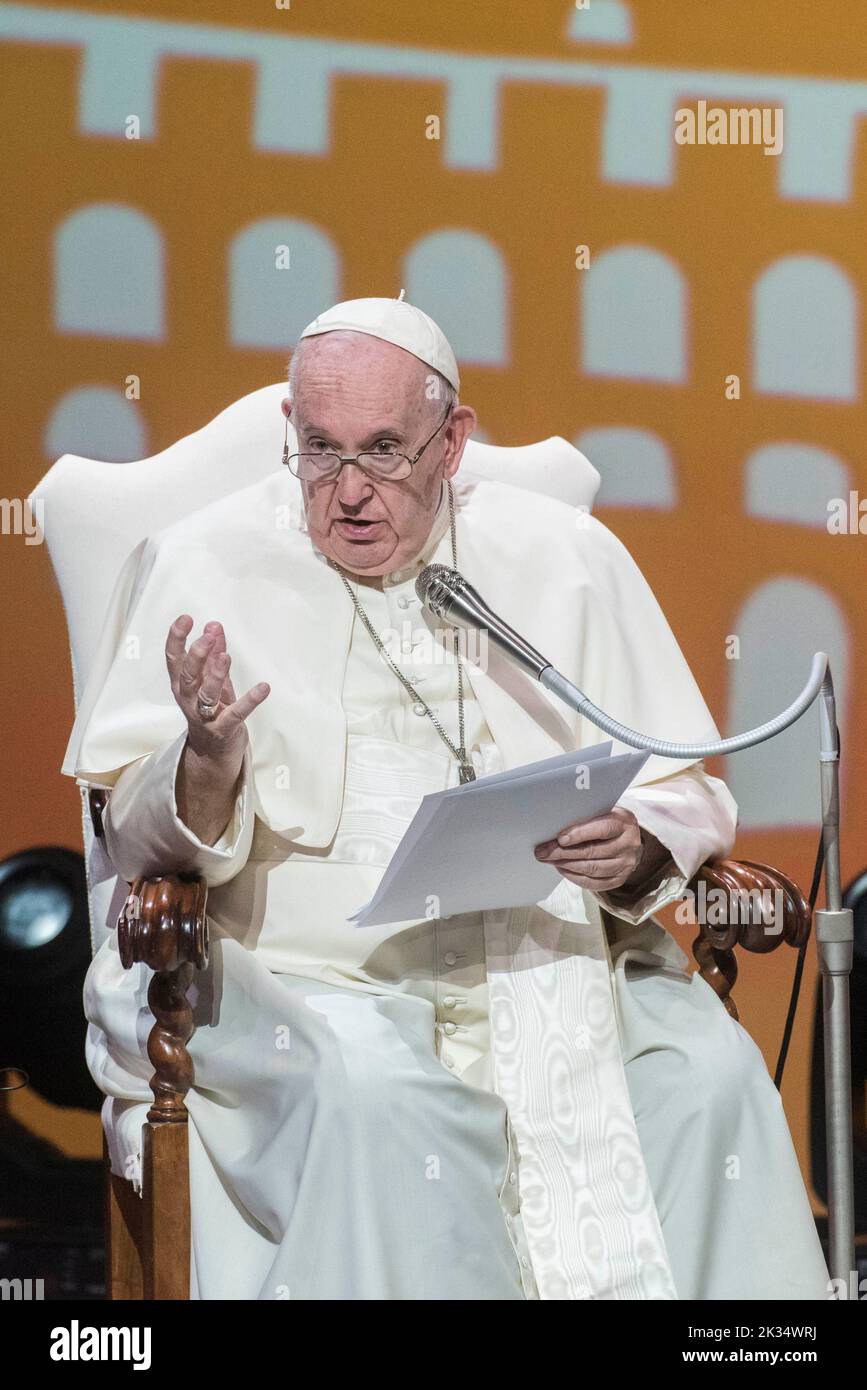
[284, 406, 453, 483]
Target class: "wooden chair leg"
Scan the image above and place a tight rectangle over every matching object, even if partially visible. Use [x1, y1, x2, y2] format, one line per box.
[140, 959, 196, 1299]
[104, 1132, 144, 1300]
[142, 1120, 191, 1300]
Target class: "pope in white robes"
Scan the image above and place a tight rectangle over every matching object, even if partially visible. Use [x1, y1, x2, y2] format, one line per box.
[64, 297, 830, 1301]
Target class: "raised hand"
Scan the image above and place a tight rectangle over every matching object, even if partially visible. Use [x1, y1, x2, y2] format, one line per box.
[165, 615, 270, 765]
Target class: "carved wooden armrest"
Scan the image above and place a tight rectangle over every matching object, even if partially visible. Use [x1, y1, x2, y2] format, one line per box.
[116, 875, 209, 1124]
[88, 792, 207, 1298]
[88, 791, 208, 1123]
[105, 878, 207, 1300]
[686, 858, 810, 1020]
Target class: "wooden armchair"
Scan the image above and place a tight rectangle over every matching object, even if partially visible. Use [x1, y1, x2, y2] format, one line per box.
[93, 776, 811, 1299]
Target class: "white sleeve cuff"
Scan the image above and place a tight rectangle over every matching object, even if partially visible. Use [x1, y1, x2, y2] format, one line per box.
[593, 763, 739, 926]
[102, 730, 254, 887]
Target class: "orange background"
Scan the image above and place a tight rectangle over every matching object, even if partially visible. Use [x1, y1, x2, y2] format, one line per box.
[3, 0, 865, 1209]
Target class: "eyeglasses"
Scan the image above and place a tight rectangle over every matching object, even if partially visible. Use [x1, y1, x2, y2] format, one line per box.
[284, 407, 453, 483]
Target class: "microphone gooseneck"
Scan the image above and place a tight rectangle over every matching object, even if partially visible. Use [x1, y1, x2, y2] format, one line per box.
[415, 563, 836, 762]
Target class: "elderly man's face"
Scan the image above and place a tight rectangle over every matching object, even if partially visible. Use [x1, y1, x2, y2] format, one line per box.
[282, 332, 475, 582]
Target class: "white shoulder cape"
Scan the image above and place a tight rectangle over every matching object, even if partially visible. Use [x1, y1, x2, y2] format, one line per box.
[63, 469, 722, 842]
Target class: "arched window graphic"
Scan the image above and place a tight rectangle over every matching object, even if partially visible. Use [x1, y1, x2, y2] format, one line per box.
[54, 204, 164, 339]
[45, 386, 148, 463]
[230, 219, 339, 349]
[581, 246, 687, 383]
[726, 579, 849, 829]
[574, 427, 676, 507]
[403, 231, 508, 366]
[745, 443, 851, 527]
[753, 256, 858, 400]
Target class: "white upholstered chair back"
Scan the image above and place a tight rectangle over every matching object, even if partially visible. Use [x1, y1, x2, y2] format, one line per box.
[31, 381, 601, 953]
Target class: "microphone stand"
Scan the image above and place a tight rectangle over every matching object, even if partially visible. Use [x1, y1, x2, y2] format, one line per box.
[539, 659, 854, 1289]
[420, 565, 855, 1287]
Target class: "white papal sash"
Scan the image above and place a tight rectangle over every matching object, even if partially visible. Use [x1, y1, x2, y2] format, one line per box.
[483, 893, 679, 1300]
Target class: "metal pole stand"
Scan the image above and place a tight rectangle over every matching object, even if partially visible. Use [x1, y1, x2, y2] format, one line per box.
[815, 906, 856, 1287]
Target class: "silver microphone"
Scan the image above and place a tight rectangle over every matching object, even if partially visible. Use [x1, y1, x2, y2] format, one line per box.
[415, 563, 552, 679]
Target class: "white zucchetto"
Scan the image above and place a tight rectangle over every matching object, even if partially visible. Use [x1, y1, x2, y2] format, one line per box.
[298, 293, 461, 391]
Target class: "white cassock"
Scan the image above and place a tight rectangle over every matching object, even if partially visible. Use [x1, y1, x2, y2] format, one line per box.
[64, 471, 830, 1301]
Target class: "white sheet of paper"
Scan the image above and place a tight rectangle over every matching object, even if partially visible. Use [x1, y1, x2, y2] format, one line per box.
[349, 743, 651, 927]
[371, 741, 617, 892]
